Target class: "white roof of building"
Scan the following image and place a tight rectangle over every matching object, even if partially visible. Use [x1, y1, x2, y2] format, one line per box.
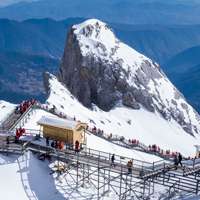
[37, 116, 79, 130]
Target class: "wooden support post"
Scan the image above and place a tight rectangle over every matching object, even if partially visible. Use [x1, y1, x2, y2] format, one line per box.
[196, 180, 200, 194]
[129, 173, 132, 196]
[87, 164, 90, 183]
[76, 153, 79, 188]
[124, 172, 128, 200]
[82, 163, 85, 187]
[119, 164, 123, 200]
[108, 168, 111, 192]
[143, 180, 146, 198]
[103, 169, 106, 194]
[97, 154, 100, 200]
[148, 180, 151, 196]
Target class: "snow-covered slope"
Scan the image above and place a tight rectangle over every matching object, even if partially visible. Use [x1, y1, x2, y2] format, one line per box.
[46, 74, 200, 157]
[0, 100, 15, 124]
[73, 19, 147, 71]
[59, 19, 200, 136]
[22, 108, 162, 162]
[0, 152, 66, 200]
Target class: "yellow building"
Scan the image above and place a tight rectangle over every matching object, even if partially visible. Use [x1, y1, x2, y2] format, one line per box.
[37, 116, 87, 146]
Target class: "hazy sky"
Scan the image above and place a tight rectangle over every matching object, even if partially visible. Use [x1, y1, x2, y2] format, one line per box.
[0, 0, 198, 8]
[0, 0, 36, 7]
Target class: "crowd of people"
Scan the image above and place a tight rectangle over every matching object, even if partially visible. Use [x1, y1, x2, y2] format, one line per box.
[45, 136, 80, 153]
[9, 99, 194, 174]
[15, 99, 37, 115]
[90, 125, 184, 160]
[15, 127, 25, 140]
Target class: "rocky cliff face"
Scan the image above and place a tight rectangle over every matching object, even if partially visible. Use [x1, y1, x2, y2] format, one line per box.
[58, 19, 200, 135]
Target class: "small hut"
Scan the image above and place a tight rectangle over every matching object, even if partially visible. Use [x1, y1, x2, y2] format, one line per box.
[37, 116, 87, 147]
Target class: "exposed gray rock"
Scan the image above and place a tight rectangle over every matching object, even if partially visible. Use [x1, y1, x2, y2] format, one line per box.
[122, 92, 140, 109]
[56, 19, 200, 135]
[43, 72, 51, 95]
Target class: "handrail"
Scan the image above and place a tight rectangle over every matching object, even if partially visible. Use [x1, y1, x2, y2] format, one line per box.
[0, 106, 16, 127]
[9, 104, 35, 131]
[29, 103, 181, 162]
[22, 129, 154, 167]
[1, 139, 200, 195]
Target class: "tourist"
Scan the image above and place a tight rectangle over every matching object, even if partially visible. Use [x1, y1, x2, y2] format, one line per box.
[46, 137, 50, 146]
[75, 140, 80, 153]
[127, 160, 133, 174]
[178, 153, 183, 167]
[111, 154, 115, 167]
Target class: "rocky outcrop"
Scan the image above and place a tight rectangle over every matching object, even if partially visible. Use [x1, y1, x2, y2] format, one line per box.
[57, 19, 200, 135]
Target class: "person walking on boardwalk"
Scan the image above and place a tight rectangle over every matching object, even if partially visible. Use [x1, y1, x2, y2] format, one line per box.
[174, 155, 178, 170]
[6, 136, 9, 145]
[46, 137, 50, 146]
[127, 160, 133, 174]
[111, 154, 115, 167]
[178, 153, 183, 167]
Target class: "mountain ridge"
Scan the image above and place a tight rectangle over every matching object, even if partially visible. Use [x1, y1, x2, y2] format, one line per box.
[1, 0, 200, 24]
[58, 19, 200, 135]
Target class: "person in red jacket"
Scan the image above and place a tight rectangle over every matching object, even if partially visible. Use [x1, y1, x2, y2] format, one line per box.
[16, 129, 21, 140]
[75, 140, 80, 153]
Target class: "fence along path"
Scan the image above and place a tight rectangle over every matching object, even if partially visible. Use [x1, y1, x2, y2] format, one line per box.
[22, 103, 178, 160]
[0, 139, 156, 198]
[0, 102, 181, 161]
[0, 110, 21, 130]
[0, 103, 36, 131]
[0, 138, 200, 197]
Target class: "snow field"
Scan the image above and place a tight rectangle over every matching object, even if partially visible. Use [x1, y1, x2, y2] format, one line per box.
[0, 100, 16, 124]
[46, 75, 200, 157]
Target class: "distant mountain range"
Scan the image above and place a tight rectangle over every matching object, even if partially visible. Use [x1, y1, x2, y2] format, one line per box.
[0, 17, 200, 111]
[164, 46, 200, 111]
[0, 0, 37, 7]
[0, 18, 72, 58]
[1, 18, 200, 64]
[0, 0, 200, 24]
[0, 51, 58, 103]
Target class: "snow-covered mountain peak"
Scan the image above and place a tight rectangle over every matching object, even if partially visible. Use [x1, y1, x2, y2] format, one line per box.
[73, 19, 117, 45]
[58, 18, 200, 135]
[73, 19, 110, 37]
[72, 19, 147, 70]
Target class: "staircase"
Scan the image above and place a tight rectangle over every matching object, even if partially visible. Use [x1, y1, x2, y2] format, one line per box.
[0, 110, 21, 130]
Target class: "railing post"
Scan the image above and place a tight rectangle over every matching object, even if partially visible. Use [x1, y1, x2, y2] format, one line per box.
[119, 163, 123, 200]
[97, 153, 100, 200]
[193, 158, 196, 168]
[196, 180, 200, 194]
[76, 152, 79, 188]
